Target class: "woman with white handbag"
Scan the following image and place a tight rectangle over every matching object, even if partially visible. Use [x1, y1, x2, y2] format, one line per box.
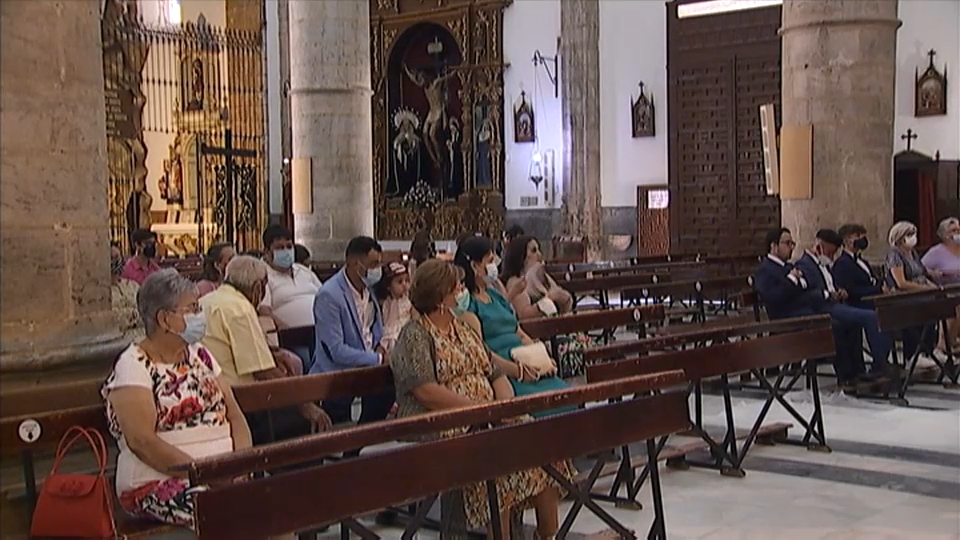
[453, 237, 574, 417]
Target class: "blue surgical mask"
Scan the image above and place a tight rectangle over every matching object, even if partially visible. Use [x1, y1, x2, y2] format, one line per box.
[363, 266, 382, 288]
[453, 289, 470, 316]
[272, 248, 294, 269]
[178, 312, 207, 345]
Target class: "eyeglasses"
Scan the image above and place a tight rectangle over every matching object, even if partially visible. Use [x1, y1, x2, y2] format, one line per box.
[780, 240, 796, 247]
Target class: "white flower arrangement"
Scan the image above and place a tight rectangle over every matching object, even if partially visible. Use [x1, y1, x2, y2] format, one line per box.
[402, 180, 440, 211]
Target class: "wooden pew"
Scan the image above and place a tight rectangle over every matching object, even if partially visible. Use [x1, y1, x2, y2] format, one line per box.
[582, 316, 834, 509]
[867, 285, 960, 401]
[520, 305, 665, 371]
[558, 272, 665, 310]
[619, 275, 752, 325]
[189, 373, 690, 540]
[0, 405, 177, 538]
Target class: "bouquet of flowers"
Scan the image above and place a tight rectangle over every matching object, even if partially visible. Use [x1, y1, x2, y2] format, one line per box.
[401, 180, 440, 212]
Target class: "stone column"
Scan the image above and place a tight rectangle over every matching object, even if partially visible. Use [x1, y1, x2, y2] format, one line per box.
[289, 0, 374, 261]
[0, 0, 124, 374]
[560, 0, 603, 261]
[781, 0, 900, 259]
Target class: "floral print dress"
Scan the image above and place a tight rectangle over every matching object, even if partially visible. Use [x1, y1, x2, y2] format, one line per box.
[390, 318, 577, 528]
[102, 343, 231, 529]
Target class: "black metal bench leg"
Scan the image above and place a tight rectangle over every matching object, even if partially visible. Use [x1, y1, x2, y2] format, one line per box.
[401, 494, 439, 540]
[627, 435, 670, 502]
[645, 439, 667, 540]
[801, 359, 831, 452]
[486, 479, 504, 540]
[22, 450, 37, 525]
[897, 324, 934, 402]
[719, 374, 742, 472]
[568, 453, 619, 536]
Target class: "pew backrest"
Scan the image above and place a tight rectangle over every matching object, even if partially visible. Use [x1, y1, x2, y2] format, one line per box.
[587, 323, 834, 384]
[232, 365, 394, 413]
[521, 304, 665, 341]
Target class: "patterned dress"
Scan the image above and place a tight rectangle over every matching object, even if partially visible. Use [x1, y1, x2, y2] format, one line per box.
[102, 343, 231, 529]
[390, 318, 577, 528]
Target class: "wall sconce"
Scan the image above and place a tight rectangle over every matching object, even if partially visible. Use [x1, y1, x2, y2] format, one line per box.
[532, 37, 560, 98]
[529, 151, 544, 188]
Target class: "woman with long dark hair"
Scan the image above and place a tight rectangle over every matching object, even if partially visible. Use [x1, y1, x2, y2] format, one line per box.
[453, 236, 572, 417]
[196, 242, 235, 298]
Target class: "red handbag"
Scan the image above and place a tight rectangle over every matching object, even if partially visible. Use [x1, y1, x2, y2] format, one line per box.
[30, 426, 116, 539]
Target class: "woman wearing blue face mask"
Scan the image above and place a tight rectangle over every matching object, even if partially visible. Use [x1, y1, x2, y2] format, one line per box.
[453, 237, 573, 417]
[101, 269, 252, 530]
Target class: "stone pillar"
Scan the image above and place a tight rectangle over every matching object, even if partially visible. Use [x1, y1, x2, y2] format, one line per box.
[560, 0, 603, 261]
[781, 0, 900, 259]
[0, 0, 124, 374]
[289, 0, 374, 261]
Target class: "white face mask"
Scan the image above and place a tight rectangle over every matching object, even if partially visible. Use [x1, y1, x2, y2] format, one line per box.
[952, 234, 960, 244]
[817, 254, 834, 268]
[904, 234, 918, 248]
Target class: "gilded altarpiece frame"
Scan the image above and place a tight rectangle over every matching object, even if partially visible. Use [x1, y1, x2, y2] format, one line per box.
[371, 0, 510, 240]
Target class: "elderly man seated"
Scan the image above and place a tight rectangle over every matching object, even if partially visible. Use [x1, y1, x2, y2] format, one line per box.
[201, 255, 331, 443]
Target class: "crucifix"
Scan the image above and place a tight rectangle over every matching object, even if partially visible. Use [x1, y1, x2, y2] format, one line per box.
[199, 125, 257, 248]
[901, 128, 918, 151]
[926, 49, 937, 67]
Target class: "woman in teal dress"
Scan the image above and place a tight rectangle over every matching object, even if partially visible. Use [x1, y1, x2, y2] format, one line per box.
[454, 236, 573, 417]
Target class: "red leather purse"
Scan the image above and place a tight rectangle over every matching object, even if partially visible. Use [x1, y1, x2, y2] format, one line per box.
[30, 426, 116, 539]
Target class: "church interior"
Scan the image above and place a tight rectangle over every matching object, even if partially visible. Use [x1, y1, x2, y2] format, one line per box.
[1, 0, 958, 538]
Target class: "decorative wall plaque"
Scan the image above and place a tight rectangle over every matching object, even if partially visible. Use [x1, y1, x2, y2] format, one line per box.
[915, 49, 947, 117]
[631, 82, 655, 138]
[513, 90, 535, 143]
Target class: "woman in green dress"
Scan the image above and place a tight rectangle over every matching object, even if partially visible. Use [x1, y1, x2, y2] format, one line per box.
[453, 237, 573, 417]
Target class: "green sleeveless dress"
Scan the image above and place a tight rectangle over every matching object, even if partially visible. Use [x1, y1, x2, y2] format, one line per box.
[468, 288, 573, 417]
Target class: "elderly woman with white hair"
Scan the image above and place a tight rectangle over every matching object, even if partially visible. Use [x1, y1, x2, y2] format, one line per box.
[102, 268, 252, 529]
[884, 220, 936, 292]
[921, 217, 960, 286]
[921, 217, 960, 353]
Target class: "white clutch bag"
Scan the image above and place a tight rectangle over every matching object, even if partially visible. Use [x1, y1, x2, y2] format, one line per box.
[536, 297, 559, 317]
[510, 341, 557, 377]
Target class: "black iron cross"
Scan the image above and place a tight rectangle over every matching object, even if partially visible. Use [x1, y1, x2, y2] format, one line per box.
[927, 49, 937, 66]
[200, 128, 257, 246]
[901, 128, 918, 151]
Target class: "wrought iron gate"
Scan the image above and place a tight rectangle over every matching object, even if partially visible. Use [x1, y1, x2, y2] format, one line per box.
[102, 0, 266, 254]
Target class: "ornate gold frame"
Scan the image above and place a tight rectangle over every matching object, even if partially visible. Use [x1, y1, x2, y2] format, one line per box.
[371, 0, 511, 240]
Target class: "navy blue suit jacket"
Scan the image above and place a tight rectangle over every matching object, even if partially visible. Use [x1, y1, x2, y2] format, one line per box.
[831, 251, 881, 309]
[753, 257, 818, 320]
[795, 252, 834, 313]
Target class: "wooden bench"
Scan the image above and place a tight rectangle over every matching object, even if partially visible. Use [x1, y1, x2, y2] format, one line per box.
[582, 316, 835, 509]
[558, 273, 666, 310]
[520, 305, 665, 370]
[619, 275, 752, 324]
[867, 285, 960, 401]
[189, 372, 690, 540]
[0, 404, 177, 539]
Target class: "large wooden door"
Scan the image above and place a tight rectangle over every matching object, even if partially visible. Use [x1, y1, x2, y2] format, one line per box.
[667, 1, 781, 256]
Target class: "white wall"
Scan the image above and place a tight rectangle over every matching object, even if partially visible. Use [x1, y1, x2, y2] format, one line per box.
[599, 0, 668, 207]
[894, 0, 960, 160]
[502, 0, 563, 210]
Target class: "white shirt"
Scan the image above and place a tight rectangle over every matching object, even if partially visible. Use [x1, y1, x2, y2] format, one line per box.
[261, 263, 323, 329]
[805, 250, 837, 298]
[349, 282, 376, 352]
[767, 254, 807, 289]
[845, 248, 874, 278]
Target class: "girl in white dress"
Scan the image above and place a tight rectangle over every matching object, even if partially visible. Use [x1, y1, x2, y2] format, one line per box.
[375, 261, 413, 355]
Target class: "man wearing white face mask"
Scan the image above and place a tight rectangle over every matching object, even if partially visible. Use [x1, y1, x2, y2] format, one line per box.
[259, 225, 323, 331]
[312, 236, 394, 433]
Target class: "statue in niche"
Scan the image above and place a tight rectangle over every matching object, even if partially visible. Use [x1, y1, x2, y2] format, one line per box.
[475, 101, 495, 188]
[631, 82, 655, 138]
[403, 63, 456, 171]
[389, 108, 422, 196]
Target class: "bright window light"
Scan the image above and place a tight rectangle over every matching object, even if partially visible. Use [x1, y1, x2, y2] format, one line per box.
[677, 0, 782, 19]
[167, 0, 182, 26]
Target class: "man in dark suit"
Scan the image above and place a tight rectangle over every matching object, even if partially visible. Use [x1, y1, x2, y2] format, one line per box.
[753, 228, 820, 320]
[796, 229, 893, 383]
[832, 223, 883, 310]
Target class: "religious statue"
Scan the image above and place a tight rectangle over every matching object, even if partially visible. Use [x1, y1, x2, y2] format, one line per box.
[392, 108, 421, 172]
[403, 63, 456, 171]
[125, 175, 153, 239]
[475, 103, 495, 188]
[631, 82, 656, 138]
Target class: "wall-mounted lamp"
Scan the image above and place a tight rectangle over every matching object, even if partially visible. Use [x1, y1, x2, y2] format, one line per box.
[529, 151, 544, 187]
[532, 37, 560, 98]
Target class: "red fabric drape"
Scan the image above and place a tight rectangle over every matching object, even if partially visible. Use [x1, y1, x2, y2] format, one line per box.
[917, 173, 936, 248]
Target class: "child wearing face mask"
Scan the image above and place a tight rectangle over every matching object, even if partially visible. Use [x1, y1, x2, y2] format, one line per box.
[375, 262, 412, 353]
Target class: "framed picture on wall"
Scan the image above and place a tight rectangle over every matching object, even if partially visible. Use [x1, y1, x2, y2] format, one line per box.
[513, 91, 536, 143]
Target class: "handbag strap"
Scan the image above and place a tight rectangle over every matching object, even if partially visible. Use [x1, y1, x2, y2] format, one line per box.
[52, 427, 109, 476]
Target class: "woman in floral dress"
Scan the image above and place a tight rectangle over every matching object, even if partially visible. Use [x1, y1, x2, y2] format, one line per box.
[102, 269, 252, 529]
[390, 259, 575, 540]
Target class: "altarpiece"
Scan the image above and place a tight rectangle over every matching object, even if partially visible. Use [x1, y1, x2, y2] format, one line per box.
[371, 0, 510, 240]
